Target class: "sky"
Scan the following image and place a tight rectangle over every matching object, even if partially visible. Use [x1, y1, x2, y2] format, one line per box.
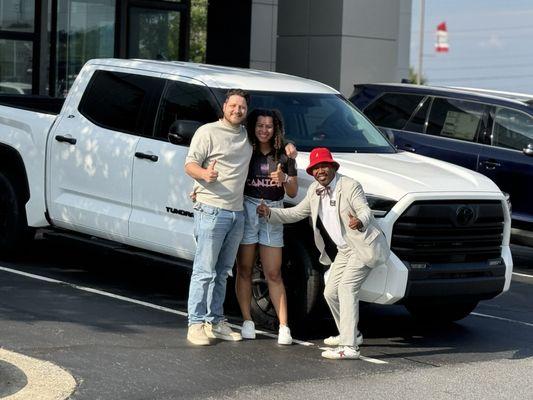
[410, 0, 533, 94]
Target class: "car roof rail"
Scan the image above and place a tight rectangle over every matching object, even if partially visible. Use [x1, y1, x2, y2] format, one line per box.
[451, 86, 533, 103]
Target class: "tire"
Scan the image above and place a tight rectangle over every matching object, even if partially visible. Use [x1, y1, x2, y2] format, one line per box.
[250, 224, 324, 330]
[405, 300, 479, 323]
[0, 172, 30, 256]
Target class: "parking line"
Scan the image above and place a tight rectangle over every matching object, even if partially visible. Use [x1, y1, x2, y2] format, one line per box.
[512, 272, 533, 279]
[2, 266, 384, 358]
[317, 347, 387, 364]
[471, 312, 533, 328]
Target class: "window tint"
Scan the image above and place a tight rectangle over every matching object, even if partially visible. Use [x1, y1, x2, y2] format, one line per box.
[79, 70, 159, 135]
[155, 80, 220, 141]
[426, 98, 486, 142]
[364, 93, 424, 129]
[492, 107, 533, 151]
[404, 97, 430, 133]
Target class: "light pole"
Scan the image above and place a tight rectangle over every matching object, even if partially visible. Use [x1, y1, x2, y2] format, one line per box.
[417, 0, 425, 85]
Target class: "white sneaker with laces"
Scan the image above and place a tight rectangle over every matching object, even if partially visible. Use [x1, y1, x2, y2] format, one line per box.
[241, 320, 256, 339]
[204, 321, 242, 341]
[321, 345, 360, 360]
[278, 325, 292, 345]
[323, 333, 363, 346]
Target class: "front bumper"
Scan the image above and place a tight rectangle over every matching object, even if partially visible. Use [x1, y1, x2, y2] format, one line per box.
[404, 259, 506, 301]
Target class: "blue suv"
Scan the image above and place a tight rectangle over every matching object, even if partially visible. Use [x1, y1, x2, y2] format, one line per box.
[350, 83, 533, 246]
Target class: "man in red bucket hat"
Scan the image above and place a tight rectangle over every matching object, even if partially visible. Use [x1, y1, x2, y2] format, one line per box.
[258, 147, 390, 360]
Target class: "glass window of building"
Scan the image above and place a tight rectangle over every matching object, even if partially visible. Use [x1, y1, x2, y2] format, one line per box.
[0, 1, 35, 95]
[0, 39, 33, 94]
[0, 0, 35, 32]
[56, 0, 115, 97]
[128, 7, 181, 61]
[190, 0, 207, 63]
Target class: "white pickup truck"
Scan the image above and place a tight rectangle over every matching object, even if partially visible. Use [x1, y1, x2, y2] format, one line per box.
[0, 59, 513, 326]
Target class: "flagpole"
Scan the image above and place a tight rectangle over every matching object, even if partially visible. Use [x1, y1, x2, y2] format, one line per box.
[417, 0, 425, 85]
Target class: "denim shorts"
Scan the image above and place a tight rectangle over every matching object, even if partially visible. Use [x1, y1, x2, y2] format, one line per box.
[241, 196, 284, 247]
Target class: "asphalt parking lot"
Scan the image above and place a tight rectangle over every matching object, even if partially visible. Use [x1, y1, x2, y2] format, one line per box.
[1, 239, 532, 400]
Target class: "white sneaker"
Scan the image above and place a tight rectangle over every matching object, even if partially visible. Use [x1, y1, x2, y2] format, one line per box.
[278, 325, 292, 345]
[241, 320, 256, 339]
[323, 333, 363, 346]
[204, 321, 242, 341]
[186, 323, 211, 346]
[321, 346, 360, 360]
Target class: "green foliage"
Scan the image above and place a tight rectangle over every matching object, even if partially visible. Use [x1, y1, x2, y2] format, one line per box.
[409, 66, 426, 85]
[189, 0, 207, 63]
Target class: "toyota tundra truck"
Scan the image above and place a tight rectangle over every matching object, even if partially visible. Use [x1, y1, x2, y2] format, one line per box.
[0, 59, 513, 326]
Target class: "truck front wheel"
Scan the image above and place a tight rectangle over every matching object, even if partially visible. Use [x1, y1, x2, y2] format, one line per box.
[405, 301, 479, 323]
[0, 172, 29, 255]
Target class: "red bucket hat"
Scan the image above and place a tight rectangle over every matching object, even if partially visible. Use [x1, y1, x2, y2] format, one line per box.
[306, 147, 340, 175]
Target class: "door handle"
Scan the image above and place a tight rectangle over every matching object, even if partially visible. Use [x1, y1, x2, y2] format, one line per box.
[135, 152, 159, 162]
[480, 160, 501, 170]
[401, 144, 416, 152]
[55, 135, 77, 145]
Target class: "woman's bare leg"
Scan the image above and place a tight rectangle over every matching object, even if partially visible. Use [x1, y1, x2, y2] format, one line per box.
[260, 245, 288, 326]
[236, 244, 257, 321]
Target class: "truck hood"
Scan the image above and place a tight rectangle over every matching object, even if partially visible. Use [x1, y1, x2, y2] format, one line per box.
[299, 151, 502, 201]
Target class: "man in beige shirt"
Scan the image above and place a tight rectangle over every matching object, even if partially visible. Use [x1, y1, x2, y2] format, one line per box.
[185, 89, 252, 345]
[185, 89, 296, 346]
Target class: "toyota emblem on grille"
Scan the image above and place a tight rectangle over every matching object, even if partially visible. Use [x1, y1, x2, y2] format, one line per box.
[456, 206, 476, 226]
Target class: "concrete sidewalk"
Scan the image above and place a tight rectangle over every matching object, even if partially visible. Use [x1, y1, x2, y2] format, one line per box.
[0, 349, 76, 400]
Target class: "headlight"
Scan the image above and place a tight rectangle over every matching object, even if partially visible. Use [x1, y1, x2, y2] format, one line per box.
[367, 195, 396, 217]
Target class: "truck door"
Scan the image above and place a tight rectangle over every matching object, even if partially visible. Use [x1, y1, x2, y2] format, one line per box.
[128, 76, 221, 259]
[48, 69, 164, 240]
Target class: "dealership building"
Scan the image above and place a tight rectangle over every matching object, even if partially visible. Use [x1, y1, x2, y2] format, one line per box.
[0, 0, 411, 97]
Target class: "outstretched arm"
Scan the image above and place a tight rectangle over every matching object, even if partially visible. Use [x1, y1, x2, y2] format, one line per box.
[268, 192, 312, 225]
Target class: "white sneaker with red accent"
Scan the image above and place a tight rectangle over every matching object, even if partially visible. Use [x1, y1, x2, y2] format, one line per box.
[323, 333, 363, 346]
[321, 346, 360, 360]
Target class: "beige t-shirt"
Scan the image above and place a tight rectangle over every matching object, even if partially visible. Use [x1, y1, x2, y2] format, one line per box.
[185, 119, 252, 211]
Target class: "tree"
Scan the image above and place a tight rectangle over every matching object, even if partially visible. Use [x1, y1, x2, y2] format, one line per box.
[408, 66, 427, 85]
[189, 0, 207, 63]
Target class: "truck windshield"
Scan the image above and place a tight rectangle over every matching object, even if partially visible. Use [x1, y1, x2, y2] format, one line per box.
[214, 89, 395, 153]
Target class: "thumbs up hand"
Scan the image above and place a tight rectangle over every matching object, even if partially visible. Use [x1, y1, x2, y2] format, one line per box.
[204, 159, 219, 183]
[270, 163, 286, 187]
[348, 211, 363, 231]
[189, 188, 197, 202]
[257, 199, 271, 218]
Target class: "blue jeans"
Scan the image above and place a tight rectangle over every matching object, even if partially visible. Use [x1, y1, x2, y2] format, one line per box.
[187, 202, 244, 325]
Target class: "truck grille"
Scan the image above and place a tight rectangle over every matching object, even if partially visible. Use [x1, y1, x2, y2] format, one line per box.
[391, 200, 504, 263]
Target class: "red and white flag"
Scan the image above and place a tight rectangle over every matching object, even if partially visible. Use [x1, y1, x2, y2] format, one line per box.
[435, 22, 449, 52]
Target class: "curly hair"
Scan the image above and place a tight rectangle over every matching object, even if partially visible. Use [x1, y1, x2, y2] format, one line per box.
[246, 108, 285, 161]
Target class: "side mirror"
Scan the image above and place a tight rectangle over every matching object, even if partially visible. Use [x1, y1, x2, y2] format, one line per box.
[523, 143, 533, 156]
[168, 120, 203, 145]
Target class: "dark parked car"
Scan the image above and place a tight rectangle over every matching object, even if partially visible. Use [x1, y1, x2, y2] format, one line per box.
[350, 83, 533, 246]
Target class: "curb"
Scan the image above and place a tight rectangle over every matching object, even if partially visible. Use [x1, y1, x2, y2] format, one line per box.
[0, 349, 76, 400]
